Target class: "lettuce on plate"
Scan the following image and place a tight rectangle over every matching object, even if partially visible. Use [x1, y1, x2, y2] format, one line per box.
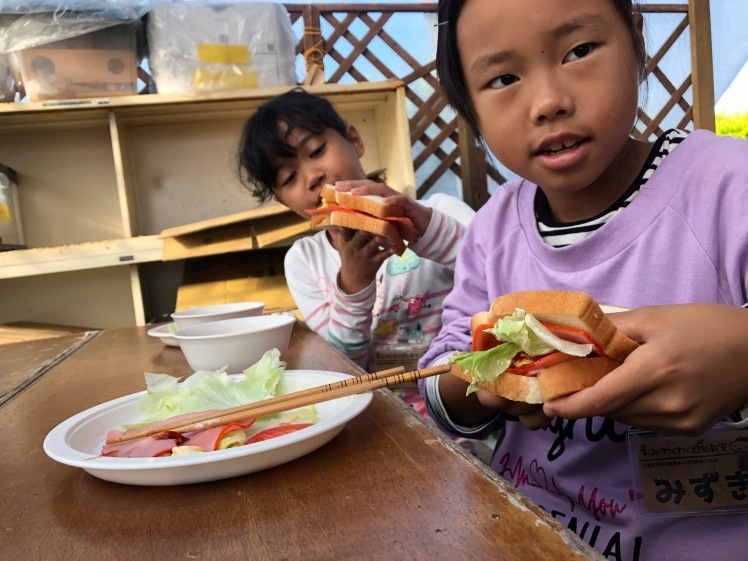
[133, 349, 290, 426]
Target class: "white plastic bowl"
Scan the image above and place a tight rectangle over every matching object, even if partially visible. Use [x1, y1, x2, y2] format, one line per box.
[171, 302, 265, 329]
[173, 315, 296, 373]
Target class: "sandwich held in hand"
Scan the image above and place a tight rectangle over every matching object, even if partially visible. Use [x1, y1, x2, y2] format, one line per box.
[450, 291, 639, 404]
[305, 184, 415, 255]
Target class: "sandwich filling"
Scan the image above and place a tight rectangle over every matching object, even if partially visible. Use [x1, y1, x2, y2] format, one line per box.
[451, 309, 605, 394]
[305, 204, 416, 243]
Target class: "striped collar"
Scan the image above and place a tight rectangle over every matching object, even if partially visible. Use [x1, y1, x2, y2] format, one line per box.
[535, 129, 689, 248]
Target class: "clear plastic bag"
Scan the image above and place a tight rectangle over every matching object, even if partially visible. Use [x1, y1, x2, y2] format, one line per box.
[0, 1, 156, 53]
[146, 1, 298, 94]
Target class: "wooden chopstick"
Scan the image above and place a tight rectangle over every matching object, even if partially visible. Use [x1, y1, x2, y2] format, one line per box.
[106, 364, 453, 445]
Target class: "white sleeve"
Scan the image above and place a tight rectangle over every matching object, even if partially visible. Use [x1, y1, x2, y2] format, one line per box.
[411, 194, 475, 270]
[284, 238, 375, 368]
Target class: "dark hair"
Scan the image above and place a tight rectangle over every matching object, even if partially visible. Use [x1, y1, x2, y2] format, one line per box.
[437, 0, 646, 139]
[237, 88, 348, 203]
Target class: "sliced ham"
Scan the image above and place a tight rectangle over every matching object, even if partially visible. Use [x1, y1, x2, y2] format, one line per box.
[100, 411, 255, 458]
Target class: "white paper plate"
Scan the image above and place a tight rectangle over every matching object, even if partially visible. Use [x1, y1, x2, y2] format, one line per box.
[147, 323, 180, 347]
[43, 370, 372, 486]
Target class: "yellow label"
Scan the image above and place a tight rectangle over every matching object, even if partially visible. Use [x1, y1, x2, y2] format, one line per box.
[0, 203, 11, 222]
[193, 69, 259, 89]
[197, 43, 250, 64]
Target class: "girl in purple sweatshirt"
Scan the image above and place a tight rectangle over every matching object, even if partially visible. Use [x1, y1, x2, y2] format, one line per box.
[419, 1, 748, 559]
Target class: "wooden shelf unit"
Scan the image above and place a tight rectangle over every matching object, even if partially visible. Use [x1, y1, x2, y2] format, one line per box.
[0, 81, 416, 328]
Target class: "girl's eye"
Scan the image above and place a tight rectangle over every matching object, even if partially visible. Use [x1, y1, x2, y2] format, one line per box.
[310, 143, 326, 158]
[488, 74, 519, 90]
[564, 43, 594, 63]
[279, 171, 296, 187]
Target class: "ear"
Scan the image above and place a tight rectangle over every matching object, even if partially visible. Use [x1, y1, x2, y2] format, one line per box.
[345, 124, 366, 158]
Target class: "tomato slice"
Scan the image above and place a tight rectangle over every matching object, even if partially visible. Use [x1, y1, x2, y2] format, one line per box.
[304, 204, 358, 216]
[472, 323, 499, 352]
[506, 351, 581, 376]
[246, 423, 314, 444]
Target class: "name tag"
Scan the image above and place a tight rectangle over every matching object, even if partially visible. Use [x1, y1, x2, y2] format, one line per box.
[628, 425, 748, 516]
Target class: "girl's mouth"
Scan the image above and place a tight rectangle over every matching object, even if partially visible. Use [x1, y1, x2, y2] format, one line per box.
[537, 138, 587, 155]
[534, 138, 591, 170]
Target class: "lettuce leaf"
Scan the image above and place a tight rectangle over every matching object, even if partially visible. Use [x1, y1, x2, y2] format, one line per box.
[451, 342, 521, 385]
[135, 349, 286, 425]
[485, 309, 555, 356]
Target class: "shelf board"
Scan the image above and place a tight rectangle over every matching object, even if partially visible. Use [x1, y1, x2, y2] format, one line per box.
[0, 81, 403, 117]
[0, 235, 163, 279]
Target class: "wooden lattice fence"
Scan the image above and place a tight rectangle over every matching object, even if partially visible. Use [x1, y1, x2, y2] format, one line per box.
[278, 2, 715, 208]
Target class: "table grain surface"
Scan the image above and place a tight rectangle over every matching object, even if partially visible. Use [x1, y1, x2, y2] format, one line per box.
[0, 323, 601, 561]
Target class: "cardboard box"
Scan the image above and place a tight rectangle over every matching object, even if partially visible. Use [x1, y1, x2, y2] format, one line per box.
[160, 206, 310, 315]
[175, 248, 297, 315]
[13, 23, 141, 101]
[159, 205, 310, 261]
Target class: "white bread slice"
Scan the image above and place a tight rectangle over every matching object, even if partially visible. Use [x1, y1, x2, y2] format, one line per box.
[320, 184, 405, 219]
[311, 212, 406, 255]
[536, 357, 619, 401]
[488, 290, 638, 361]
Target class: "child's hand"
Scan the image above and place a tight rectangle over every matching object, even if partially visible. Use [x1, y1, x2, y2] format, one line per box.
[334, 180, 433, 240]
[544, 303, 748, 435]
[328, 227, 390, 294]
[475, 390, 552, 430]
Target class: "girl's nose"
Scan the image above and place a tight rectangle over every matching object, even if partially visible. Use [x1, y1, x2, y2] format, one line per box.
[529, 74, 574, 124]
[307, 170, 326, 191]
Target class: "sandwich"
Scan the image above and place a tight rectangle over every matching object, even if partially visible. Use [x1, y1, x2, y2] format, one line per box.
[305, 184, 415, 255]
[450, 290, 639, 404]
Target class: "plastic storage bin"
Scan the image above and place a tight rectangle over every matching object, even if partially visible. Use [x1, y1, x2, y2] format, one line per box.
[147, 2, 297, 94]
[0, 164, 24, 250]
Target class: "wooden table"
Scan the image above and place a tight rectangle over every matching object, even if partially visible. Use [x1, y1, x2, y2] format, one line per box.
[0, 323, 601, 561]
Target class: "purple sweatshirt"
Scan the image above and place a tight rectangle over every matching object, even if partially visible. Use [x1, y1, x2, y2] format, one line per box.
[419, 130, 748, 561]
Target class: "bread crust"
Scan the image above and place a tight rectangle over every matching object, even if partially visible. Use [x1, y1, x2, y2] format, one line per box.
[487, 290, 638, 361]
[452, 363, 544, 403]
[311, 211, 406, 255]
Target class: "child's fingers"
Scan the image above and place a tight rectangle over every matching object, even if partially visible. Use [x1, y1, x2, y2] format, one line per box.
[336, 179, 397, 198]
[334, 179, 371, 192]
[606, 307, 656, 343]
[519, 409, 553, 430]
[543, 353, 650, 420]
